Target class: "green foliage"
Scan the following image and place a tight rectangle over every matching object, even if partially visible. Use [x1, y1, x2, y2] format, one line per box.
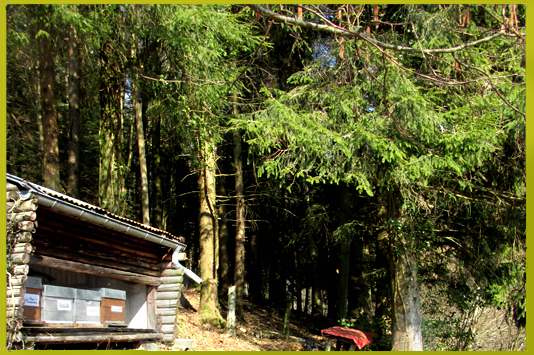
[338, 318, 354, 329]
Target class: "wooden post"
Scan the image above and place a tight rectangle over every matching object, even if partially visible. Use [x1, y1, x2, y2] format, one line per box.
[325, 339, 333, 351]
[227, 286, 236, 336]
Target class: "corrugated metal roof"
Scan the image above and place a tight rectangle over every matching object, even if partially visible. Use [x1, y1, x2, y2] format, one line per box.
[7, 174, 180, 242]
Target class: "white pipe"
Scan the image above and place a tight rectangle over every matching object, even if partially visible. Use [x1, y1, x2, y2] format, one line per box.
[172, 250, 202, 284]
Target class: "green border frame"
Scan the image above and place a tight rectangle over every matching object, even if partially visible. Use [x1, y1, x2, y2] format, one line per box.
[0, 1, 529, 354]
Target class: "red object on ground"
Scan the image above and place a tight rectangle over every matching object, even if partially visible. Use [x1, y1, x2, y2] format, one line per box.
[321, 326, 375, 350]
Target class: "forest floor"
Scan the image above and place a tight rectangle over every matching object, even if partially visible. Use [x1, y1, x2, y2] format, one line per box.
[161, 287, 330, 351]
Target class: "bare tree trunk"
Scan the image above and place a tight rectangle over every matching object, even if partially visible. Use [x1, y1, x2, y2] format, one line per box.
[336, 184, 351, 321]
[336, 239, 350, 321]
[303, 183, 324, 316]
[378, 192, 423, 351]
[233, 130, 246, 317]
[36, 73, 44, 156]
[98, 40, 124, 214]
[152, 113, 163, 229]
[39, 6, 60, 191]
[134, 81, 149, 225]
[129, 32, 149, 226]
[67, 25, 80, 198]
[390, 235, 423, 351]
[248, 231, 263, 303]
[217, 150, 230, 298]
[198, 138, 223, 326]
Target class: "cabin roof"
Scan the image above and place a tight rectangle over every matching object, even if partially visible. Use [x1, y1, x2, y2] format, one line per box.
[7, 173, 186, 250]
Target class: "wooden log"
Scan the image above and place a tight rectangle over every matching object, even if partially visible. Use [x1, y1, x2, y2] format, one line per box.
[37, 222, 162, 263]
[6, 297, 24, 307]
[16, 221, 35, 232]
[8, 232, 33, 243]
[7, 182, 19, 191]
[160, 276, 184, 284]
[156, 308, 177, 316]
[12, 243, 33, 254]
[161, 268, 185, 277]
[6, 286, 25, 298]
[8, 253, 30, 265]
[11, 264, 29, 276]
[156, 291, 181, 300]
[7, 211, 37, 222]
[33, 246, 161, 277]
[9, 331, 23, 343]
[159, 261, 186, 273]
[160, 261, 173, 269]
[161, 324, 175, 334]
[32, 239, 161, 272]
[8, 275, 27, 286]
[160, 316, 176, 324]
[7, 191, 20, 201]
[6, 307, 24, 318]
[6, 199, 38, 212]
[156, 283, 182, 292]
[23, 333, 163, 344]
[156, 299, 178, 308]
[161, 251, 187, 263]
[29, 254, 161, 286]
[161, 334, 175, 342]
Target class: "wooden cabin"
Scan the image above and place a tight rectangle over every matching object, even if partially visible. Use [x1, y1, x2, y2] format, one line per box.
[6, 173, 192, 349]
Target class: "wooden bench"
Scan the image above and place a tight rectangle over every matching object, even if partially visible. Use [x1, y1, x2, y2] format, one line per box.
[321, 326, 374, 351]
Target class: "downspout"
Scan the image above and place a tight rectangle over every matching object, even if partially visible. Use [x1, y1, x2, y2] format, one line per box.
[171, 249, 202, 284]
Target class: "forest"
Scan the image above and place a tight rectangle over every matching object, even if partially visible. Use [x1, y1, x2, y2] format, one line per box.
[6, 4, 526, 351]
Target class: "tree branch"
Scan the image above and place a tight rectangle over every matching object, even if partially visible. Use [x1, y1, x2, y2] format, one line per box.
[249, 4, 507, 54]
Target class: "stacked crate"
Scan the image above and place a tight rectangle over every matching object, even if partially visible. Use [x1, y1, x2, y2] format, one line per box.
[23, 276, 43, 324]
[75, 289, 101, 325]
[41, 285, 76, 324]
[95, 288, 127, 326]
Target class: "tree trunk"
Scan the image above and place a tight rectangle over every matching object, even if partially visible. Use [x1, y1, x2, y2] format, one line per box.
[217, 150, 231, 298]
[377, 191, 423, 351]
[98, 41, 124, 214]
[39, 6, 60, 191]
[282, 292, 292, 340]
[233, 130, 246, 317]
[67, 25, 80, 198]
[374, 210, 391, 349]
[336, 184, 352, 322]
[198, 138, 223, 326]
[390, 235, 423, 351]
[348, 236, 372, 322]
[303, 183, 324, 317]
[134, 79, 150, 226]
[152, 113, 163, 229]
[336, 239, 350, 321]
[248, 231, 263, 303]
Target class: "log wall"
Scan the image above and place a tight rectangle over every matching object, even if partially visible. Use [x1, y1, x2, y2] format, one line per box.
[157, 261, 185, 343]
[6, 183, 37, 346]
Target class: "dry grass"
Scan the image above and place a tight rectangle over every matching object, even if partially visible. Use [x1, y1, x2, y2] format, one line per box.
[163, 287, 327, 351]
